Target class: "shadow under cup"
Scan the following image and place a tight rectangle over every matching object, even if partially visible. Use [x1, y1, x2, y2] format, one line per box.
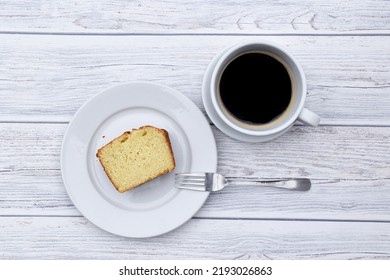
[212, 43, 307, 136]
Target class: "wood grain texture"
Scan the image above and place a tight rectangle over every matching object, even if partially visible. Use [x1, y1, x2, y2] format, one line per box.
[0, 35, 389, 124]
[1, 1, 389, 259]
[1, 123, 389, 220]
[0, 217, 389, 259]
[0, 0, 389, 34]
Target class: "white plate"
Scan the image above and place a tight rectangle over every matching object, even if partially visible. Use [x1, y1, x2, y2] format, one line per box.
[61, 82, 217, 238]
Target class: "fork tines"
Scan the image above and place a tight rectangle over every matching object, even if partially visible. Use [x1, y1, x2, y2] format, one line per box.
[175, 173, 207, 191]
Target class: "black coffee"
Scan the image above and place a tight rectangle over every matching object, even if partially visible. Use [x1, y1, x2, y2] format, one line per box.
[219, 52, 292, 124]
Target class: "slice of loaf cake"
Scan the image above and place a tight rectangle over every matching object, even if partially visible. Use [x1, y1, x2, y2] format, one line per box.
[96, 126, 176, 192]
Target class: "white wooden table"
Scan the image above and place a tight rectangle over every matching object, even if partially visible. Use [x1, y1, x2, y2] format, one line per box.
[1, 0, 390, 259]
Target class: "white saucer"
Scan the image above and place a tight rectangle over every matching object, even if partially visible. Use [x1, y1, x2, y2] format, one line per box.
[61, 82, 217, 238]
[202, 46, 288, 143]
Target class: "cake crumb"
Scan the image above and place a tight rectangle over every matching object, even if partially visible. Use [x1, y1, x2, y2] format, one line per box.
[96, 126, 175, 192]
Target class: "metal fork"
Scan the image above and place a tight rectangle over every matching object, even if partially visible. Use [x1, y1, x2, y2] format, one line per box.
[175, 173, 311, 192]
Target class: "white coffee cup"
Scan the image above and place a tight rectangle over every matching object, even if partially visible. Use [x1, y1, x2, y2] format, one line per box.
[203, 40, 320, 142]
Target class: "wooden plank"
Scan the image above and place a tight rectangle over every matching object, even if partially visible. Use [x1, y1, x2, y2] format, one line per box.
[1, 123, 389, 220]
[0, 217, 389, 259]
[2, 168, 389, 221]
[0, 0, 389, 34]
[0, 35, 389, 124]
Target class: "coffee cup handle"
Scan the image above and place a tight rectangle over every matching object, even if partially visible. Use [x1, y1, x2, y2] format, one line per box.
[297, 108, 320, 127]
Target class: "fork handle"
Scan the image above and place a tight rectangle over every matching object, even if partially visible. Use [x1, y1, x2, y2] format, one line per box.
[225, 178, 311, 191]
